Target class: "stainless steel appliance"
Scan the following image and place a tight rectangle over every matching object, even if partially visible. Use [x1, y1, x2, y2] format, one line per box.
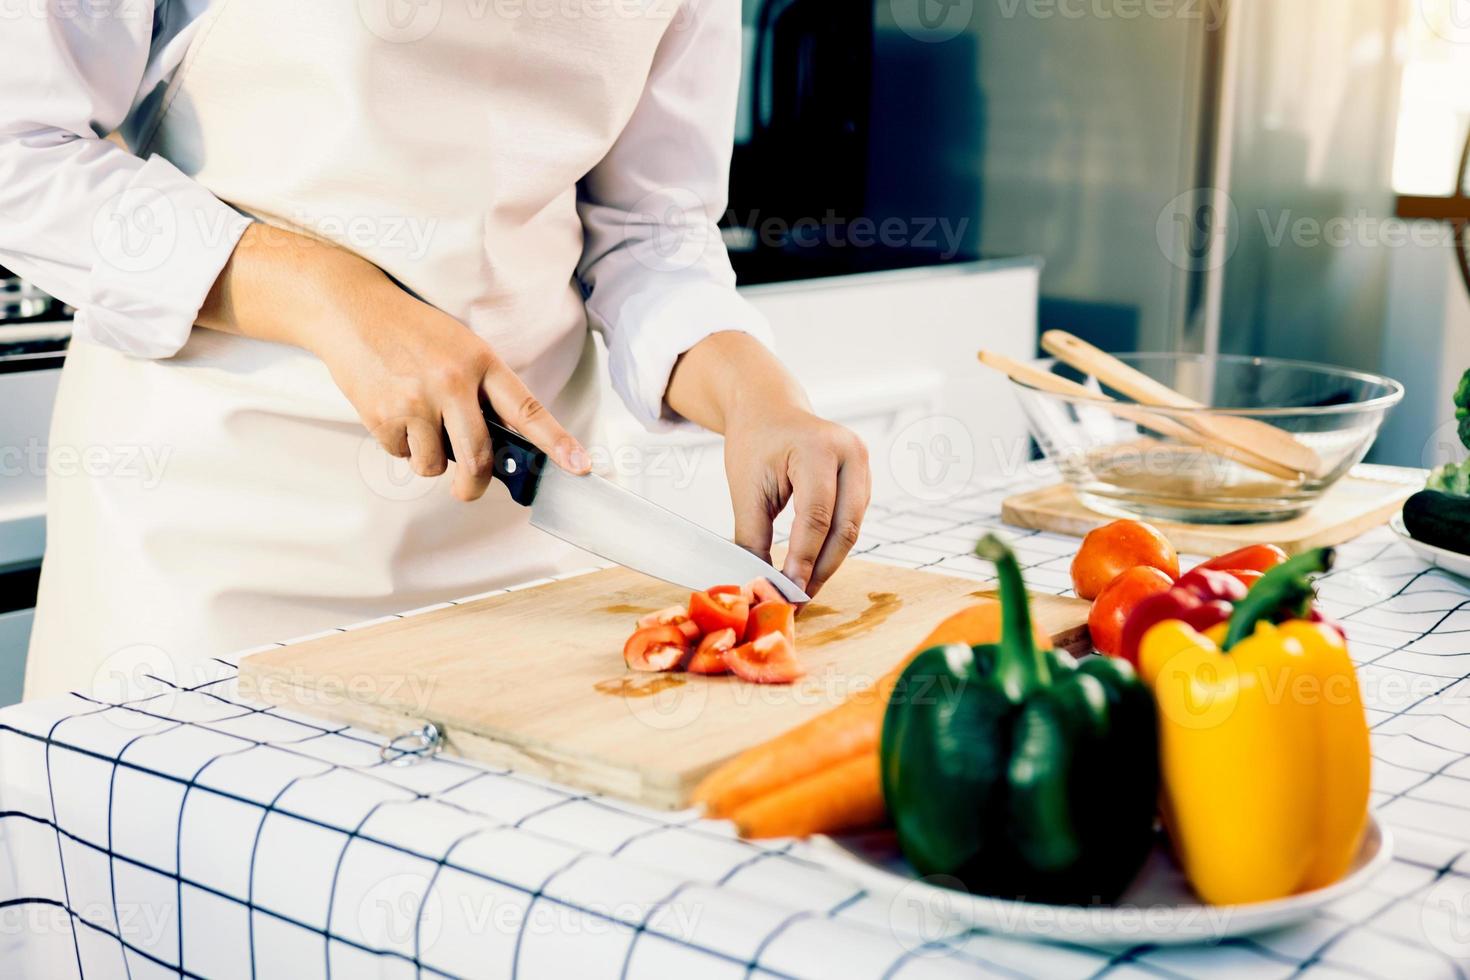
[0, 265, 57, 322]
[0, 269, 68, 705]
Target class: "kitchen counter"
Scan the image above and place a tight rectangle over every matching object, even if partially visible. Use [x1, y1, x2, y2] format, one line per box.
[1, 469, 1466, 979]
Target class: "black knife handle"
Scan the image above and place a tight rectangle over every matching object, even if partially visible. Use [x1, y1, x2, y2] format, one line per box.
[442, 407, 547, 507]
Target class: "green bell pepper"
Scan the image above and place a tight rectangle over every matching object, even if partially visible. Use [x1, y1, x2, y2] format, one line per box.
[880, 534, 1159, 904]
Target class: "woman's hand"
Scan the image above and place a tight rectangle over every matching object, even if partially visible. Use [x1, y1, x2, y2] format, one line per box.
[665, 331, 872, 597]
[199, 223, 590, 501]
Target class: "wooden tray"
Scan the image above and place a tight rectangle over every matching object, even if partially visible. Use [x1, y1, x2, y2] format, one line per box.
[239, 559, 1090, 809]
[1001, 468, 1421, 555]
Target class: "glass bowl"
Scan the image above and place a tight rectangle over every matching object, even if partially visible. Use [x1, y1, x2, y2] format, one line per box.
[1010, 353, 1404, 524]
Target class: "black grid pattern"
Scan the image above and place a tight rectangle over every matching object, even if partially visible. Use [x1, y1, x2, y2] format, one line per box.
[2, 470, 1468, 979]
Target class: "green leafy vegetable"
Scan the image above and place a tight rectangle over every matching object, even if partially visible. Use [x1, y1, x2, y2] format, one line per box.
[1427, 461, 1470, 497]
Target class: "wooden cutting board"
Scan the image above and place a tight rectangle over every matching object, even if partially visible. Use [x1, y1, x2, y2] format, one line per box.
[238, 559, 1090, 809]
[1001, 468, 1420, 555]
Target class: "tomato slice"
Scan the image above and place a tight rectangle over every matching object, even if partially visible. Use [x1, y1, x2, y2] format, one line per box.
[623, 625, 690, 672]
[725, 631, 804, 684]
[689, 587, 749, 636]
[744, 578, 785, 605]
[745, 600, 796, 644]
[637, 606, 700, 642]
[688, 627, 736, 675]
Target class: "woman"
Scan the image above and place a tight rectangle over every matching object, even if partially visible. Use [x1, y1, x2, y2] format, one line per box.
[1, 0, 870, 700]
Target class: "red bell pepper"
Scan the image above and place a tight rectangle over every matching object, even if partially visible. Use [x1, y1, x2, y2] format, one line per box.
[1115, 566, 1247, 666]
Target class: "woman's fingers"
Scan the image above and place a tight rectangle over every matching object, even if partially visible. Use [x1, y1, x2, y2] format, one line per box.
[805, 457, 870, 596]
[442, 396, 496, 501]
[405, 416, 447, 478]
[481, 361, 590, 475]
[732, 471, 778, 566]
[781, 451, 839, 593]
[373, 418, 411, 459]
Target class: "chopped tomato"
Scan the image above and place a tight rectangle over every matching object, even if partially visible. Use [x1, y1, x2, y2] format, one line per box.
[689, 587, 750, 636]
[623, 625, 690, 672]
[745, 600, 796, 644]
[744, 577, 786, 605]
[688, 628, 737, 674]
[725, 631, 804, 684]
[637, 606, 700, 642]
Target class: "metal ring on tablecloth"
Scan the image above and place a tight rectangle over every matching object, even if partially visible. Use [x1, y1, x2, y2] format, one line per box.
[380, 723, 442, 766]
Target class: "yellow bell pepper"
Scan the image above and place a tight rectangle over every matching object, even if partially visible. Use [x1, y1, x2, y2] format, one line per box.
[1137, 549, 1370, 906]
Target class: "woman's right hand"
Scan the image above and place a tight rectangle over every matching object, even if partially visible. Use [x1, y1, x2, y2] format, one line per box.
[199, 222, 590, 501]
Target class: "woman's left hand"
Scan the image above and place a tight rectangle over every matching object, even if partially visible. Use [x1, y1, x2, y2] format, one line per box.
[663, 331, 871, 598]
[722, 402, 870, 598]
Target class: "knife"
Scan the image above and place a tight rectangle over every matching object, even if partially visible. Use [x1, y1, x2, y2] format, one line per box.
[445, 410, 810, 603]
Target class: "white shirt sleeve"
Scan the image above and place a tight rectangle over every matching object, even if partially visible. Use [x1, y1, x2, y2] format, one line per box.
[576, 0, 775, 432]
[0, 1, 251, 359]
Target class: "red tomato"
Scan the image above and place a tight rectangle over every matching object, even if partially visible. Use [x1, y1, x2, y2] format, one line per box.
[637, 606, 700, 642]
[1199, 544, 1288, 574]
[689, 587, 750, 636]
[745, 600, 796, 644]
[1070, 520, 1179, 600]
[725, 631, 804, 684]
[1217, 568, 1263, 590]
[1088, 565, 1175, 657]
[744, 578, 786, 605]
[623, 625, 690, 672]
[688, 628, 736, 675]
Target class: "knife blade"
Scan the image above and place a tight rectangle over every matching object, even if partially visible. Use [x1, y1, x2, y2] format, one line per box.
[447, 410, 810, 603]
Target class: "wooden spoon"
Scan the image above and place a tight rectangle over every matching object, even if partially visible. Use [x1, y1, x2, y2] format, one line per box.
[978, 350, 1305, 483]
[1038, 331, 1327, 479]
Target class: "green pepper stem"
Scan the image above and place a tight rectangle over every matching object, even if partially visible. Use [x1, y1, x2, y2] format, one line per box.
[975, 533, 1050, 699]
[1221, 546, 1334, 650]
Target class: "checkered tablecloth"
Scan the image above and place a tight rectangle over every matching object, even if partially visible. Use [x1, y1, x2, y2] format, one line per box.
[3, 470, 1469, 979]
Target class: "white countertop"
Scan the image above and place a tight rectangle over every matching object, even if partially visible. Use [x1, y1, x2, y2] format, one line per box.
[0, 469, 1466, 979]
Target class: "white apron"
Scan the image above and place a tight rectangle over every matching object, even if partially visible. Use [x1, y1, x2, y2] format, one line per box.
[25, 0, 677, 700]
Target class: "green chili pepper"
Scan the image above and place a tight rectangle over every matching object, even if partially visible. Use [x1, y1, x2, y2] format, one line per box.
[1221, 547, 1334, 650]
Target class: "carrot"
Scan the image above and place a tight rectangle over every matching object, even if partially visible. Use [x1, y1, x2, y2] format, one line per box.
[731, 753, 886, 839]
[694, 602, 1048, 818]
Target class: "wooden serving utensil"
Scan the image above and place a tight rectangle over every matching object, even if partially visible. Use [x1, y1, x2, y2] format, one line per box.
[977, 350, 1305, 483]
[1038, 331, 1328, 479]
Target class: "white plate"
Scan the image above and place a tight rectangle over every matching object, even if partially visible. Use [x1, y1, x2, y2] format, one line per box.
[1391, 512, 1470, 581]
[804, 816, 1391, 947]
